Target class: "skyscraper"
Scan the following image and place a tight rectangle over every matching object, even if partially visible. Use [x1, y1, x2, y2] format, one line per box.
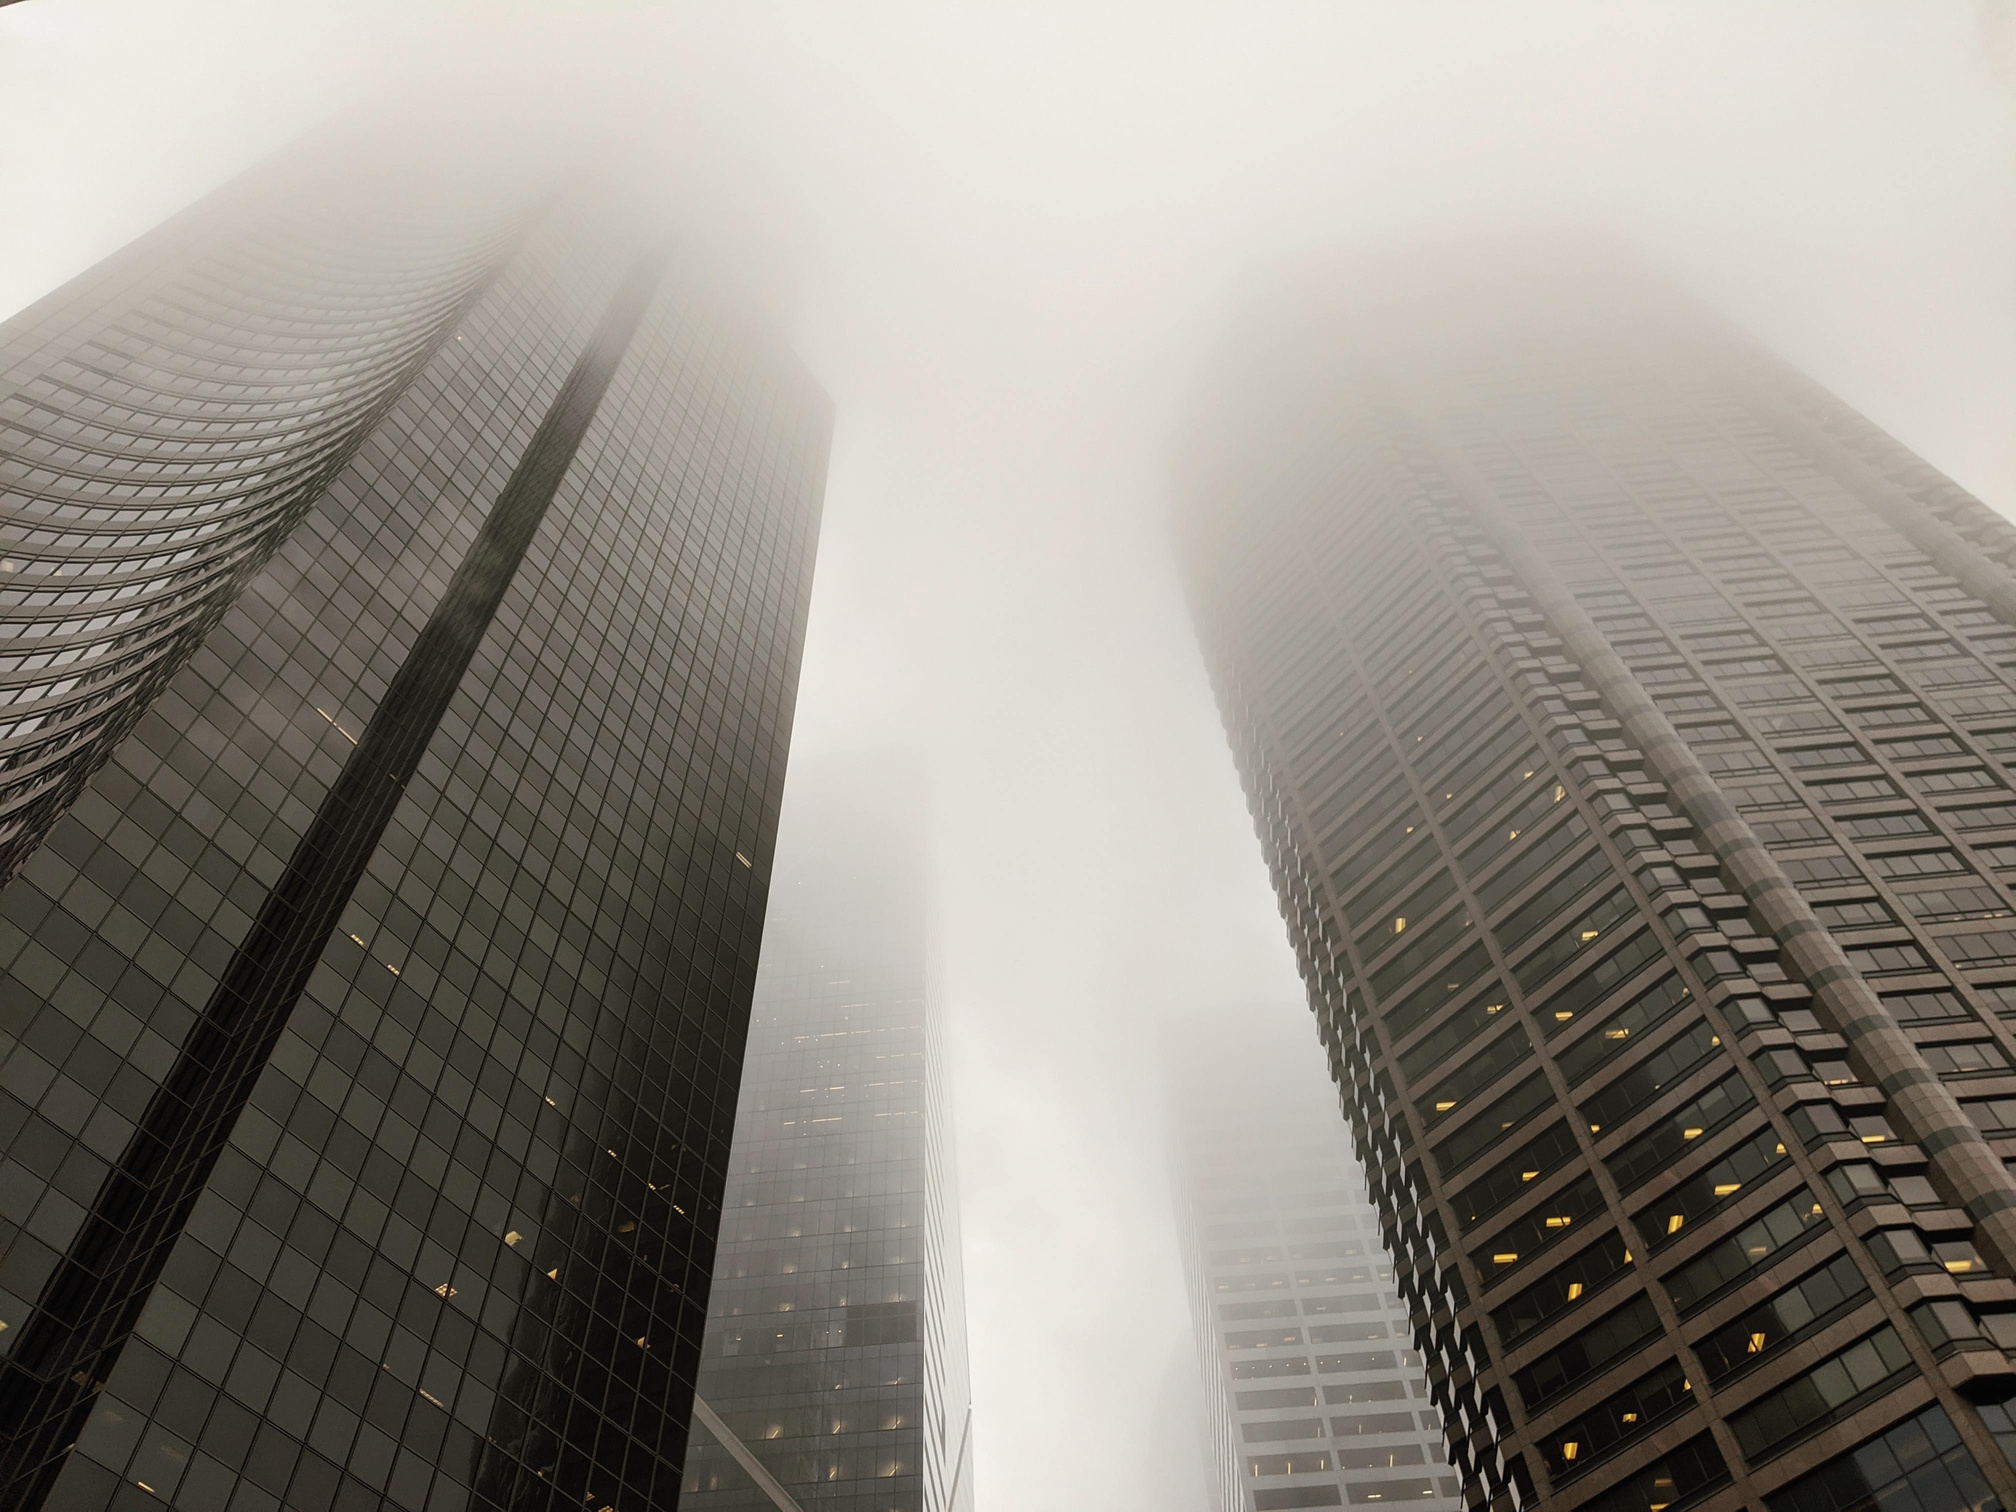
[0, 130, 830, 1512]
[680, 753, 974, 1512]
[1176, 253, 2016, 1512]
[1168, 1008, 1460, 1512]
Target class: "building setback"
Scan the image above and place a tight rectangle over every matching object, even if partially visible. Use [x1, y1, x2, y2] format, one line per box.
[681, 754, 974, 1512]
[0, 132, 830, 1512]
[1175, 254, 2016, 1512]
[1168, 1011, 1460, 1512]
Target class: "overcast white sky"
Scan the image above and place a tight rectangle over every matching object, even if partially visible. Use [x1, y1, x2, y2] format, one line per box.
[4, 4, 2014, 1508]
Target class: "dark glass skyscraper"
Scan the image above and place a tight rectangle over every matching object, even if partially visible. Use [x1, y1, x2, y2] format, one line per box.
[1168, 1010, 1460, 1512]
[1176, 255, 2016, 1512]
[0, 132, 830, 1512]
[680, 753, 974, 1512]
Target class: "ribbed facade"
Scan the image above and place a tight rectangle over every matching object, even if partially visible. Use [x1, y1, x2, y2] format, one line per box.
[0, 142, 830, 1512]
[1175, 259, 2016, 1512]
[0, 142, 534, 883]
[1169, 1016, 1460, 1512]
[682, 755, 974, 1512]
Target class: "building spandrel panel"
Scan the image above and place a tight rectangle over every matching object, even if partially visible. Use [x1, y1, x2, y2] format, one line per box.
[682, 754, 974, 1512]
[1175, 252, 2016, 1512]
[0, 131, 830, 1512]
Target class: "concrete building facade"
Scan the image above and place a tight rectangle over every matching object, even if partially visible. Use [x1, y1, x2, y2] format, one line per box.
[1176, 255, 2016, 1512]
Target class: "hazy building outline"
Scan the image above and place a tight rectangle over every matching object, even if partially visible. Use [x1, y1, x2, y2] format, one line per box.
[682, 751, 975, 1512]
[1168, 1008, 1460, 1512]
[1177, 253, 2016, 1512]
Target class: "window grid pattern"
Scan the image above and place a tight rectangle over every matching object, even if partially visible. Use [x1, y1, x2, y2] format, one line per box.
[0, 145, 533, 879]
[682, 765, 972, 1512]
[1176, 297, 2016, 1512]
[1170, 1028, 1460, 1512]
[0, 175, 829, 1512]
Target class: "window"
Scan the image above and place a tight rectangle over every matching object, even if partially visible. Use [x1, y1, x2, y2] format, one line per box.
[1730, 1327, 1913, 1460]
[1451, 1120, 1580, 1230]
[1690, 1253, 1868, 1385]
[1844, 942, 1931, 976]
[1242, 1419, 1325, 1443]
[1538, 1357, 1692, 1480]
[1664, 1191, 1829, 1314]
[1397, 979, 1514, 1081]
[1580, 1022, 1721, 1134]
[1604, 1074, 1755, 1192]
[1425, 1059, 1547, 1157]
[1904, 885, 2012, 923]
[1249, 1451, 1334, 1476]
[1920, 1040, 2009, 1076]
[1766, 1406, 1997, 1512]
[1837, 811, 1933, 841]
[1876, 735, 1965, 760]
[1255, 1489, 1342, 1511]
[1570, 1435, 1731, 1512]
[1512, 1293, 1661, 1408]
[1783, 853, 1865, 885]
[1812, 898, 1895, 929]
[1492, 1231, 1632, 1344]
[1469, 1171, 1606, 1280]
[1881, 989, 1975, 1024]
[1239, 1388, 1317, 1410]
[1555, 975, 1691, 1083]
[1513, 886, 1638, 993]
[1634, 1125, 1789, 1251]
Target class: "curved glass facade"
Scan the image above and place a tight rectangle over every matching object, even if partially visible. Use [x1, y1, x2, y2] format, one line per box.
[0, 144, 830, 1512]
[0, 145, 535, 881]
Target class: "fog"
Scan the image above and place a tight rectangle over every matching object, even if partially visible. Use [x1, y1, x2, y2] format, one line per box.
[4, 3, 2013, 1507]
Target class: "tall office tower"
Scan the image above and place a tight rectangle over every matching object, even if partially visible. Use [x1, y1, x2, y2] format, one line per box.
[0, 131, 831, 1512]
[1168, 1010, 1461, 1512]
[680, 755, 975, 1512]
[1175, 254, 2016, 1512]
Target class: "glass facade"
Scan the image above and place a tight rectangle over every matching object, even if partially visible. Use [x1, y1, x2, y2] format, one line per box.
[1175, 257, 2016, 1512]
[0, 136, 535, 884]
[681, 754, 973, 1512]
[1169, 1013, 1460, 1512]
[0, 141, 830, 1512]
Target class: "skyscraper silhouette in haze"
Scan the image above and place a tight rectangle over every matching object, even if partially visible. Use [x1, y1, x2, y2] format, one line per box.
[1177, 251, 2016, 1512]
[1168, 1008, 1460, 1512]
[682, 753, 974, 1512]
[0, 127, 830, 1511]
